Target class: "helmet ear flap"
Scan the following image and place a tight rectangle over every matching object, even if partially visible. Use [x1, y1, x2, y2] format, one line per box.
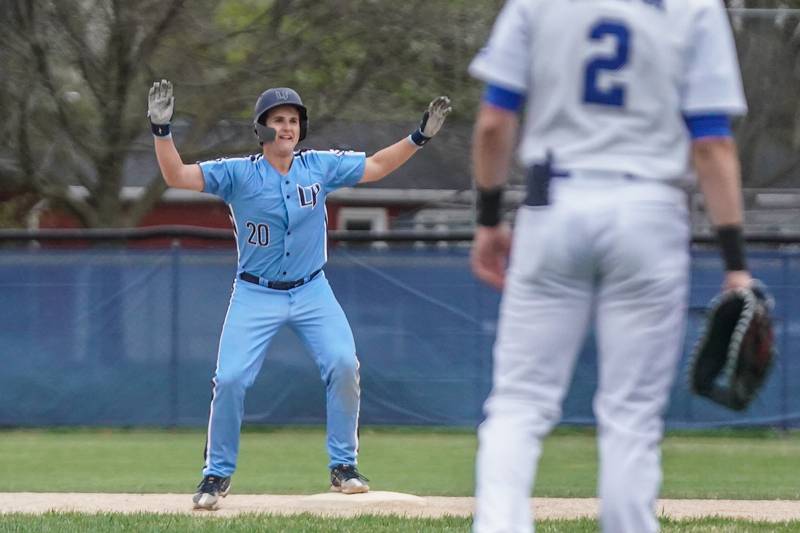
[253, 87, 308, 144]
[253, 109, 278, 146]
[299, 112, 308, 142]
[254, 122, 277, 145]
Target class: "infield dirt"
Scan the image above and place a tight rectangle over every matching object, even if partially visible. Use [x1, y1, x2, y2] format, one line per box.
[2, 492, 800, 522]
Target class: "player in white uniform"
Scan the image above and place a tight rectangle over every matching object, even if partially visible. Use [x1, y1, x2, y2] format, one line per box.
[469, 1, 752, 532]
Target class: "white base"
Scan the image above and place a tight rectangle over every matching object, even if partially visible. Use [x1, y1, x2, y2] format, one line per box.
[304, 491, 425, 503]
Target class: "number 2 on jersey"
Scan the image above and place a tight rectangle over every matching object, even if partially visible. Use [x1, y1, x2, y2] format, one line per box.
[583, 20, 630, 107]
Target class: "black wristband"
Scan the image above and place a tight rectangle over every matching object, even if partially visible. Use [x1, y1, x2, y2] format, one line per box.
[151, 122, 171, 137]
[716, 225, 747, 271]
[477, 187, 504, 227]
[410, 129, 429, 147]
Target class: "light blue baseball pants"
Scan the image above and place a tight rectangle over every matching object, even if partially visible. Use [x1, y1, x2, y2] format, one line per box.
[202, 273, 360, 477]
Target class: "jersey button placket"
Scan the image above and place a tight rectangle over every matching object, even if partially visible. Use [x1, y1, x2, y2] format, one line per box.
[281, 178, 292, 278]
[284, 179, 294, 277]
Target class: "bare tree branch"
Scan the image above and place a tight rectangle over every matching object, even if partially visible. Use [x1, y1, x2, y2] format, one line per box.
[51, 2, 105, 102]
[26, 15, 100, 162]
[125, 176, 168, 226]
[16, 93, 35, 182]
[129, 0, 186, 68]
[36, 181, 97, 227]
[1, 0, 497, 228]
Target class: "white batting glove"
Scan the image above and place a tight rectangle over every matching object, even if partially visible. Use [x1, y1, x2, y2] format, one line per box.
[410, 96, 452, 146]
[148, 79, 174, 137]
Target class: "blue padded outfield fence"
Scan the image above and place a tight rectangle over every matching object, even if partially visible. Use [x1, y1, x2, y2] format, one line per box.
[1, 227, 798, 429]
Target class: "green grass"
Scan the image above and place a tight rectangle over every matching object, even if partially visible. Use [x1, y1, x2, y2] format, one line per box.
[2, 427, 800, 531]
[0, 426, 476, 495]
[661, 433, 800, 499]
[1, 426, 798, 499]
[1, 513, 800, 533]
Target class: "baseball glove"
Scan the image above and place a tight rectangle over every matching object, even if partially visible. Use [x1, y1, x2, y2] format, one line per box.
[688, 282, 776, 411]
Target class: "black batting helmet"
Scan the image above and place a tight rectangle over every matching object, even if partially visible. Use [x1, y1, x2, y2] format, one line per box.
[253, 87, 308, 144]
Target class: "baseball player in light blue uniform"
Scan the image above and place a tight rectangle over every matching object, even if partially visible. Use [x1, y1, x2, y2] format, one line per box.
[469, 1, 751, 532]
[147, 80, 451, 509]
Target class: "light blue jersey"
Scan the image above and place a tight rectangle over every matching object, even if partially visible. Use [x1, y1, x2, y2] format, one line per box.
[197, 149, 367, 478]
[201, 149, 366, 280]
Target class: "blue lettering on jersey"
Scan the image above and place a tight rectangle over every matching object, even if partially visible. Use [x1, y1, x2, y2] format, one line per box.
[298, 183, 321, 208]
[583, 20, 631, 107]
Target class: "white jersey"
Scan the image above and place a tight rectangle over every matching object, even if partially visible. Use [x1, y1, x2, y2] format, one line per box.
[469, 0, 747, 183]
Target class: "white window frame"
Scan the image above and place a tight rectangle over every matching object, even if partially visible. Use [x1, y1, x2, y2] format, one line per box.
[338, 207, 388, 232]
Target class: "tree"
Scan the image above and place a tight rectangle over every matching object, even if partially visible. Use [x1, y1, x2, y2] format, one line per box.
[730, 1, 800, 187]
[0, 0, 190, 227]
[2, 2, 799, 228]
[0, 0, 498, 228]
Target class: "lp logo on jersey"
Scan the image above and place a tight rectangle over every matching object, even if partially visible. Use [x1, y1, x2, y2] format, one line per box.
[297, 183, 321, 209]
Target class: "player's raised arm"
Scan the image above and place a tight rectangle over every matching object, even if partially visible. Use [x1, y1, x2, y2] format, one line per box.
[148, 80, 204, 192]
[360, 96, 451, 183]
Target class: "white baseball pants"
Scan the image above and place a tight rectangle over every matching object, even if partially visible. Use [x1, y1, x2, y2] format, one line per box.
[474, 177, 690, 533]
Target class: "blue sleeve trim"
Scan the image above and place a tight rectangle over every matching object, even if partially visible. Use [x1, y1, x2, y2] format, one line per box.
[483, 84, 525, 111]
[684, 114, 732, 139]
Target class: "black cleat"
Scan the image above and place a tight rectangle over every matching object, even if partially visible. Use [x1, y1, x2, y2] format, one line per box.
[330, 464, 370, 494]
[192, 475, 231, 510]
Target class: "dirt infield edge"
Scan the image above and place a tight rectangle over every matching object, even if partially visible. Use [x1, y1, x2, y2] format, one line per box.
[2, 492, 800, 522]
